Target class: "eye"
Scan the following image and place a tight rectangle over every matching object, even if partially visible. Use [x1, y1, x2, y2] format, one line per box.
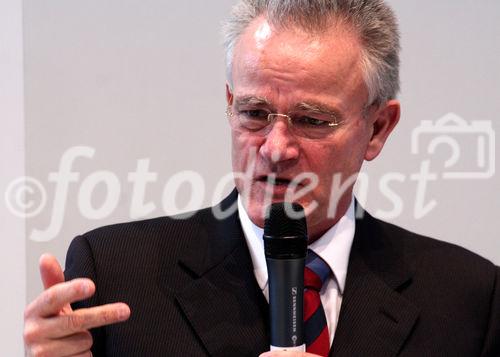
[235, 109, 271, 131]
[295, 116, 333, 127]
[239, 109, 269, 120]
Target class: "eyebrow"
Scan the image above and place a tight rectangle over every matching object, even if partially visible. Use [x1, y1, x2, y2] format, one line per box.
[234, 96, 271, 107]
[293, 101, 341, 119]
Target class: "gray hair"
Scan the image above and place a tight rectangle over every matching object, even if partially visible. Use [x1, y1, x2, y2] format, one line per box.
[222, 0, 400, 105]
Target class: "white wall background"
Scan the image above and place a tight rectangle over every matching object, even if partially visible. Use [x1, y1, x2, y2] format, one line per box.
[1, 0, 25, 355]
[2, 0, 499, 353]
[370, 0, 499, 261]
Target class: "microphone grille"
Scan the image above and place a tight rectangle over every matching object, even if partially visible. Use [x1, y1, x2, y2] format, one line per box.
[264, 202, 307, 237]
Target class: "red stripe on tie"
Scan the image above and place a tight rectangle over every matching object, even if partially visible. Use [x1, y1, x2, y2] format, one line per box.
[306, 326, 330, 356]
[303, 289, 321, 320]
[304, 267, 322, 290]
[304, 251, 331, 357]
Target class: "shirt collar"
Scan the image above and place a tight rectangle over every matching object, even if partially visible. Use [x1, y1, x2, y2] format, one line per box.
[238, 195, 355, 296]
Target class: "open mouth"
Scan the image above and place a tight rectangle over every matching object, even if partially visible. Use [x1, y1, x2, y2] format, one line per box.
[257, 176, 293, 186]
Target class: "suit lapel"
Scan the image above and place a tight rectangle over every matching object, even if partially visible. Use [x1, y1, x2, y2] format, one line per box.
[171, 190, 269, 356]
[157, 192, 419, 356]
[331, 210, 420, 357]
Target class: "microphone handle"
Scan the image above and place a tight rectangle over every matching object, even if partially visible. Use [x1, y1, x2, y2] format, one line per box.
[266, 257, 306, 351]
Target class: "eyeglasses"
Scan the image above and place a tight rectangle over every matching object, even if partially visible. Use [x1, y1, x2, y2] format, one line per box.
[226, 107, 343, 140]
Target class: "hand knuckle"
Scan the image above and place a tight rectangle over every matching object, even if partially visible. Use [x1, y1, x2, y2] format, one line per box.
[101, 309, 115, 324]
[82, 332, 94, 350]
[24, 304, 33, 319]
[23, 322, 39, 344]
[77, 330, 93, 347]
[43, 289, 57, 307]
[66, 313, 85, 331]
[30, 345, 49, 357]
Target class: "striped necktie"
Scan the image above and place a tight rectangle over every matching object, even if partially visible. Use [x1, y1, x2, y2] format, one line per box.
[304, 250, 331, 356]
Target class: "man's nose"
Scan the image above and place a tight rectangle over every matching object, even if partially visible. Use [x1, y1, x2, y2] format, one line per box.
[259, 119, 299, 164]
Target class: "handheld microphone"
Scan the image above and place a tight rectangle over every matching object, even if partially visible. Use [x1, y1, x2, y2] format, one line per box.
[264, 202, 308, 352]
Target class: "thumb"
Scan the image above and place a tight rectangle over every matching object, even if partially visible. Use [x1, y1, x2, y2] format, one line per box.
[39, 253, 65, 289]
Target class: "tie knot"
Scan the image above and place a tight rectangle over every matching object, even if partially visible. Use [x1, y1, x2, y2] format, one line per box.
[304, 250, 331, 291]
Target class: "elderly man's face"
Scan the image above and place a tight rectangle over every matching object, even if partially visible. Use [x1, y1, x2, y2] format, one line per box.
[227, 17, 399, 240]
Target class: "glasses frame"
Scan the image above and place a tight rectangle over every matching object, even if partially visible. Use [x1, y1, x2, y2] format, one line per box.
[226, 107, 343, 139]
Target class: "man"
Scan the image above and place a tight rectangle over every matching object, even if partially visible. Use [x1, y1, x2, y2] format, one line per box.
[24, 0, 500, 356]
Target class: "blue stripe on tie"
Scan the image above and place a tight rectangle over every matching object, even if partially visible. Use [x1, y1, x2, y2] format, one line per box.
[304, 300, 328, 346]
[306, 250, 330, 284]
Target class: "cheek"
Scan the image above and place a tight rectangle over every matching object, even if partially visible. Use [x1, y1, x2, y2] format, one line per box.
[306, 132, 368, 186]
[230, 133, 242, 170]
[338, 121, 371, 157]
[231, 131, 263, 171]
[298, 144, 335, 199]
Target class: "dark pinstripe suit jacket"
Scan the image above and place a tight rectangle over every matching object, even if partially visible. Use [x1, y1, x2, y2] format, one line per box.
[65, 190, 500, 356]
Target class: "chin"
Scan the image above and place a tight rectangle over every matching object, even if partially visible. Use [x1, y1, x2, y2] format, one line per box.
[247, 205, 266, 228]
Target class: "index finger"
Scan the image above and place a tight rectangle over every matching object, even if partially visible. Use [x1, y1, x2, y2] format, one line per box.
[44, 303, 131, 338]
[26, 278, 95, 318]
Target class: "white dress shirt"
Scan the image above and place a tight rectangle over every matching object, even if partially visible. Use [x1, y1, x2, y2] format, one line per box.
[237, 195, 355, 346]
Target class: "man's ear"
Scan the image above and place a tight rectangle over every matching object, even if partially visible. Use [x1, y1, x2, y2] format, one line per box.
[365, 99, 401, 161]
[226, 83, 233, 105]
